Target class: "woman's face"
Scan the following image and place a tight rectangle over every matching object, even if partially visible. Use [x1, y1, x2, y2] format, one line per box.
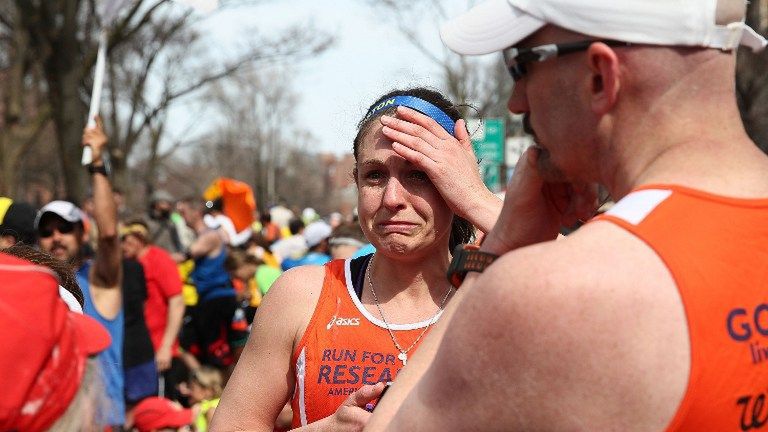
[355, 123, 453, 258]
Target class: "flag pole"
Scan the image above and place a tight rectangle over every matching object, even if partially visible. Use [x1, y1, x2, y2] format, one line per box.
[82, 28, 108, 165]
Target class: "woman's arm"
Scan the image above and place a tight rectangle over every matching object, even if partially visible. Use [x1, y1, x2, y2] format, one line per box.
[211, 266, 325, 431]
[212, 264, 387, 432]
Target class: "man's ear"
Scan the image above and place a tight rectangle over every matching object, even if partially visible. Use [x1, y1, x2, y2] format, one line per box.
[586, 42, 621, 115]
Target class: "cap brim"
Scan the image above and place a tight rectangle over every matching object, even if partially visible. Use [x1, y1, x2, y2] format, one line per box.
[71, 314, 111, 355]
[440, 0, 545, 55]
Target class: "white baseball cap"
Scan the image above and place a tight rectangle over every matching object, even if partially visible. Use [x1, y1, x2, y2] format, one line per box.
[441, 0, 767, 55]
[35, 200, 85, 229]
[303, 221, 333, 248]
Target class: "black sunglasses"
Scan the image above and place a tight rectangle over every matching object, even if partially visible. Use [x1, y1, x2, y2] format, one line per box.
[38, 220, 77, 238]
[502, 40, 634, 82]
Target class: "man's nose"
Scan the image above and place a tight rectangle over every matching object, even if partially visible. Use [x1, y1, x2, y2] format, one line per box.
[50, 228, 64, 242]
[507, 80, 529, 115]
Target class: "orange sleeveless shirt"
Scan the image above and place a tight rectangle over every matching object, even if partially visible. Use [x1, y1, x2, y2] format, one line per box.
[290, 257, 443, 428]
[595, 185, 768, 431]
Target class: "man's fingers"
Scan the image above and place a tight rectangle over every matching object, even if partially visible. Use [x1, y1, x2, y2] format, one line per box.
[507, 147, 544, 193]
[344, 382, 386, 408]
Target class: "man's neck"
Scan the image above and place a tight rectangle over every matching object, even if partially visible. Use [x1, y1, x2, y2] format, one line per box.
[599, 87, 754, 198]
[138, 245, 151, 260]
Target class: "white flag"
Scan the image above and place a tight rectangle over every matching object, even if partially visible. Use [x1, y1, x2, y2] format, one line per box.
[83, 0, 135, 164]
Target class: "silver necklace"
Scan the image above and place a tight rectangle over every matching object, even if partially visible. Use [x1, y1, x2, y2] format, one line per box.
[367, 254, 453, 366]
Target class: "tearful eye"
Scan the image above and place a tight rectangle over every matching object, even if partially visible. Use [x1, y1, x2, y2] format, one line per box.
[363, 170, 384, 183]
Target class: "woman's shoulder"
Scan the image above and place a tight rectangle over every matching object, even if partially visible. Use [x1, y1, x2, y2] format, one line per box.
[257, 263, 336, 340]
[263, 264, 329, 309]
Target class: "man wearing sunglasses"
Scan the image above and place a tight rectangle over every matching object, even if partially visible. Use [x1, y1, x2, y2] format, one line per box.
[36, 118, 124, 428]
[367, 0, 768, 431]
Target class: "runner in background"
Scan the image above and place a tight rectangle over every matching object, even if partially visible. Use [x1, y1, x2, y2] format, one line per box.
[36, 117, 124, 428]
[122, 220, 187, 401]
[176, 197, 248, 375]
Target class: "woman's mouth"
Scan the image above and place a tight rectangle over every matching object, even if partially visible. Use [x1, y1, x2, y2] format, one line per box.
[377, 221, 417, 234]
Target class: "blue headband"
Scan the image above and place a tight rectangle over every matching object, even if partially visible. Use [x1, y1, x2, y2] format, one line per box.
[366, 96, 456, 136]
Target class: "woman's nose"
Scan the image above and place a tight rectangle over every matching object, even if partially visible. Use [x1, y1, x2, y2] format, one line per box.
[382, 177, 407, 211]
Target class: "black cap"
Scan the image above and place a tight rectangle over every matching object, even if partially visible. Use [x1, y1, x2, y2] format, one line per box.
[0, 199, 37, 245]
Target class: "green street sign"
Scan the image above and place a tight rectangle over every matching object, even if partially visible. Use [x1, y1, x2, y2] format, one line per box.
[469, 118, 505, 191]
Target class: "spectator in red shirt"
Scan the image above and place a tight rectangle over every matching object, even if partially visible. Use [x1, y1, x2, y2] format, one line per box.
[121, 220, 187, 400]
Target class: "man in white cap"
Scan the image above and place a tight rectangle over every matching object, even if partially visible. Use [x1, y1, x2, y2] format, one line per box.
[36, 118, 125, 428]
[367, 0, 768, 430]
[280, 220, 332, 270]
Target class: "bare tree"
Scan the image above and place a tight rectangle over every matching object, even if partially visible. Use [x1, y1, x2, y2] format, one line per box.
[6, 0, 332, 202]
[361, 0, 513, 123]
[167, 65, 330, 212]
[104, 10, 331, 193]
[0, 4, 52, 197]
[202, 66, 301, 207]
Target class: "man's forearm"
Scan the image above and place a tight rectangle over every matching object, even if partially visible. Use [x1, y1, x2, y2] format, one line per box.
[92, 168, 118, 239]
[89, 163, 122, 289]
[161, 295, 185, 351]
[188, 232, 217, 258]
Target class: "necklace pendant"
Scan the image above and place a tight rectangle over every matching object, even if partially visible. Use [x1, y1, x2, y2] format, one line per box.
[398, 352, 408, 365]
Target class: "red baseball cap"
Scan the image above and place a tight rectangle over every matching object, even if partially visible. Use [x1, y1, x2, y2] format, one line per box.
[132, 397, 194, 432]
[0, 253, 111, 431]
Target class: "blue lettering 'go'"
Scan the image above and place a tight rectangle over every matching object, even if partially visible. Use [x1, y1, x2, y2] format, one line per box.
[727, 304, 768, 342]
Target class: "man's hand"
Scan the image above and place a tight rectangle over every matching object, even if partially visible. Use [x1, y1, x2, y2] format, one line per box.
[482, 146, 598, 255]
[156, 344, 172, 372]
[82, 116, 108, 164]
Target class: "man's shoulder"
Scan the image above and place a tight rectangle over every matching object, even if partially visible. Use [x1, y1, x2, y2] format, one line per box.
[455, 221, 689, 430]
[487, 220, 669, 293]
[475, 219, 685, 353]
[146, 245, 175, 262]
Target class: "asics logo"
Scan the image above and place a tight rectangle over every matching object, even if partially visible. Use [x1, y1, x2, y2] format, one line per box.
[327, 316, 361, 329]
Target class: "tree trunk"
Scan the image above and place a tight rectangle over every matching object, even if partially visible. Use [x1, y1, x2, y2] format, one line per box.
[44, 0, 88, 203]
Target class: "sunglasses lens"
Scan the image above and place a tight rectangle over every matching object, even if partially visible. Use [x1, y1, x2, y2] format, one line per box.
[38, 221, 75, 237]
[58, 222, 75, 234]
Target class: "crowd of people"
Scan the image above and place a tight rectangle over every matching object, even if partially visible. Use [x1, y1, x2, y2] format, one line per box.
[2, 0, 768, 430]
[0, 117, 378, 431]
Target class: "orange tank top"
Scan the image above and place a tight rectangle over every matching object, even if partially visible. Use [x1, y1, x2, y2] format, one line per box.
[290, 257, 442, 428]
[595, 185, 768, 431]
